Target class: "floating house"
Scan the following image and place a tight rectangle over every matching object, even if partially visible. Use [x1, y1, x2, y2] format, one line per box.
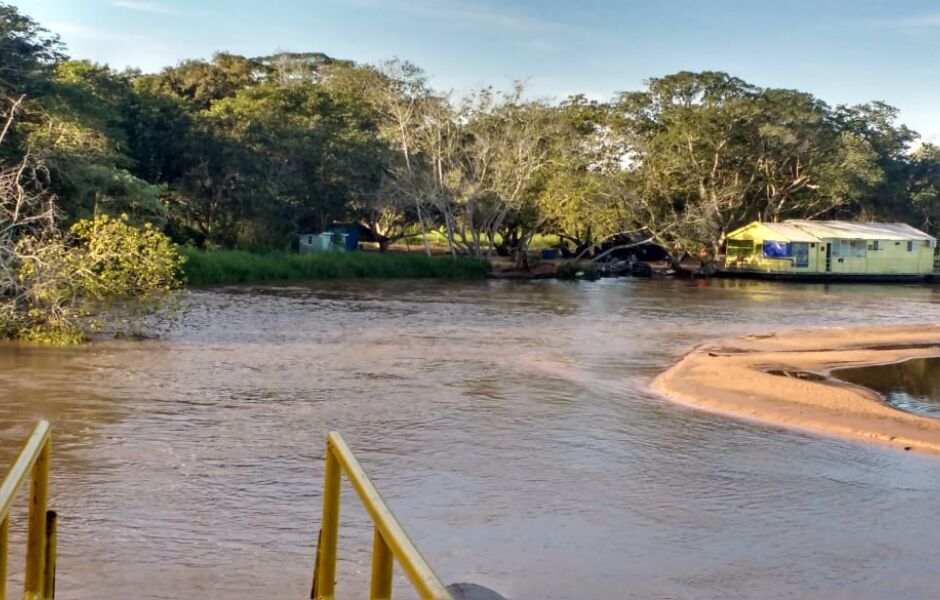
[722, 220, 938, 280]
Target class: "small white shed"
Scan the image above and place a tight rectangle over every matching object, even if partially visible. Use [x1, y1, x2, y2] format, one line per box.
[299, 233, 347, 253]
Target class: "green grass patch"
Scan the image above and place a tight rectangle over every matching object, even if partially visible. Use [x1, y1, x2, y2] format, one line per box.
[180, 248, 491, 285]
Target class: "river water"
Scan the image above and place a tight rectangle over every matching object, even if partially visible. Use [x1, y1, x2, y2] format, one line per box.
[2, 278, 940, 600]
[834, 357, 940, 417]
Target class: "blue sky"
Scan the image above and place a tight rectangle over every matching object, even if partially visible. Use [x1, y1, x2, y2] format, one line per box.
[14, 0, 940, 142]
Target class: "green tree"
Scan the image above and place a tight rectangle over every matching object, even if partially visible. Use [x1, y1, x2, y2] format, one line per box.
[161, 116, 254, 247]
[24, 60, 166, 222]
[256, 51, 350, 85]
[135, 52, 259, 111]
[614, 72, 763, 259]
[831, 101, 919, 220]
[614, 71, 886, 261]
[0, 2, 64, 97]
[207, 82, 385, 246]
[906, 144, 940, 235]
[526, 96, 624, 256]
[15, 215, 183, 343]
[440, 85, 563, 263]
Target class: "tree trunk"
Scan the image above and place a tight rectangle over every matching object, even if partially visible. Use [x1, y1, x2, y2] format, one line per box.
[415, 200, 432, 257]
[444, 213, 457, 259]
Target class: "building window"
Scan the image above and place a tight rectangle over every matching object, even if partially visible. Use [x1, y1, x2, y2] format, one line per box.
[792, 242, 810, 267]
[871, 240, 881, 251]
[726, 239, 755, 257]
[831, 239, 866, 258]
[762, 241, 791, 258]
[908, 240, 915, 252]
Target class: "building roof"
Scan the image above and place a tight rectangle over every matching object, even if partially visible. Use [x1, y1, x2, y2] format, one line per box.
[783, 220, 936, 242]
[731, 220, 936, 243]
[750, 222, 821, 242]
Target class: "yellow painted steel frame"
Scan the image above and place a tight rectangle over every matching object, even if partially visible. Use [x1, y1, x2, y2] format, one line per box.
[0, 421, 56, 600]
[312, 432, 452, 600]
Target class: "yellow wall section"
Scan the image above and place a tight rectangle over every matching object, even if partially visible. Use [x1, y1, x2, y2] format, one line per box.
[824, 240, 932, 275]
[725, 223, 820, 273]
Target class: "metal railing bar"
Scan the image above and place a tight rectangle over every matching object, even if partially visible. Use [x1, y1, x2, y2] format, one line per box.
[0, 422, 50, 522]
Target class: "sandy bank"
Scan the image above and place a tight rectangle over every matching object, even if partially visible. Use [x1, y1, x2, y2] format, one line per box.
[652, 324, 940, 455]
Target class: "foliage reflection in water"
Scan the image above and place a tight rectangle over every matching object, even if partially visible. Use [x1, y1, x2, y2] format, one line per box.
[833, 356, 940, 417]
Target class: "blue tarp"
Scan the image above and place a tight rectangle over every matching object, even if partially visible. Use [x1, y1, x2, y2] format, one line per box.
[762, 241, 791, 258]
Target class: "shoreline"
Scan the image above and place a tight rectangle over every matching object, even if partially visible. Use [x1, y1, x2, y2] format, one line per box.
[651, 324, 940, 455]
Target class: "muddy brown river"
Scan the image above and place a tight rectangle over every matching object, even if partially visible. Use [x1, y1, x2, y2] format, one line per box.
[2, 278, 940, 599]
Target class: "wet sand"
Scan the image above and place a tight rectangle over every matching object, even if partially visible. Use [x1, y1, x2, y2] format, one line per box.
[652, 324, 940, 454]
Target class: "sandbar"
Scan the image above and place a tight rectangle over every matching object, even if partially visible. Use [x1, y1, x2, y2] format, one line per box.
[652, 324, 940, 455]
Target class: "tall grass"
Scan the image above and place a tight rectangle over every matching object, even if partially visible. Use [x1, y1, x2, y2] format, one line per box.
[180, 248, 491, 285]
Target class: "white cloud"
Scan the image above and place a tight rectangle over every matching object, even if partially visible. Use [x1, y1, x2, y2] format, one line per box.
[110, 1, 180, 16]
[867, 12, 940, 31]
[48, 21, 144, 43]
[343, 0, 568, 33]
[922, 131, 940, 146]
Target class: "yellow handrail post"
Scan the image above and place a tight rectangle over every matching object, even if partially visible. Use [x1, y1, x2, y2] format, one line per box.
[23, 431, 50, 600]
[42, 512, 56, 600]
[369, 528, 393, 600]
[0, 517, 8, 600]
[313, 441, 342, 600]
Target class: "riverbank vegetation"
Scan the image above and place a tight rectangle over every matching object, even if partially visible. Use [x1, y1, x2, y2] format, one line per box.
[0, 202, 182, 343]
[182, 249, 489, 285]
[3, 3, 940, 283]
[0, 5, 185, 343]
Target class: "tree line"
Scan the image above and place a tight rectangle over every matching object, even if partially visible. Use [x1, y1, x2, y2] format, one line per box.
[4, 3, 940, 269]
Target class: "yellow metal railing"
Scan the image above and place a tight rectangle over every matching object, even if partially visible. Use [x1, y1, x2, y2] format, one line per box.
[0, 421, 56, 600]
[311, 432, 452, 600]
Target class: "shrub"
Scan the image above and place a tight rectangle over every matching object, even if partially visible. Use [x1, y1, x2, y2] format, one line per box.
[8, 215, 184, 343]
